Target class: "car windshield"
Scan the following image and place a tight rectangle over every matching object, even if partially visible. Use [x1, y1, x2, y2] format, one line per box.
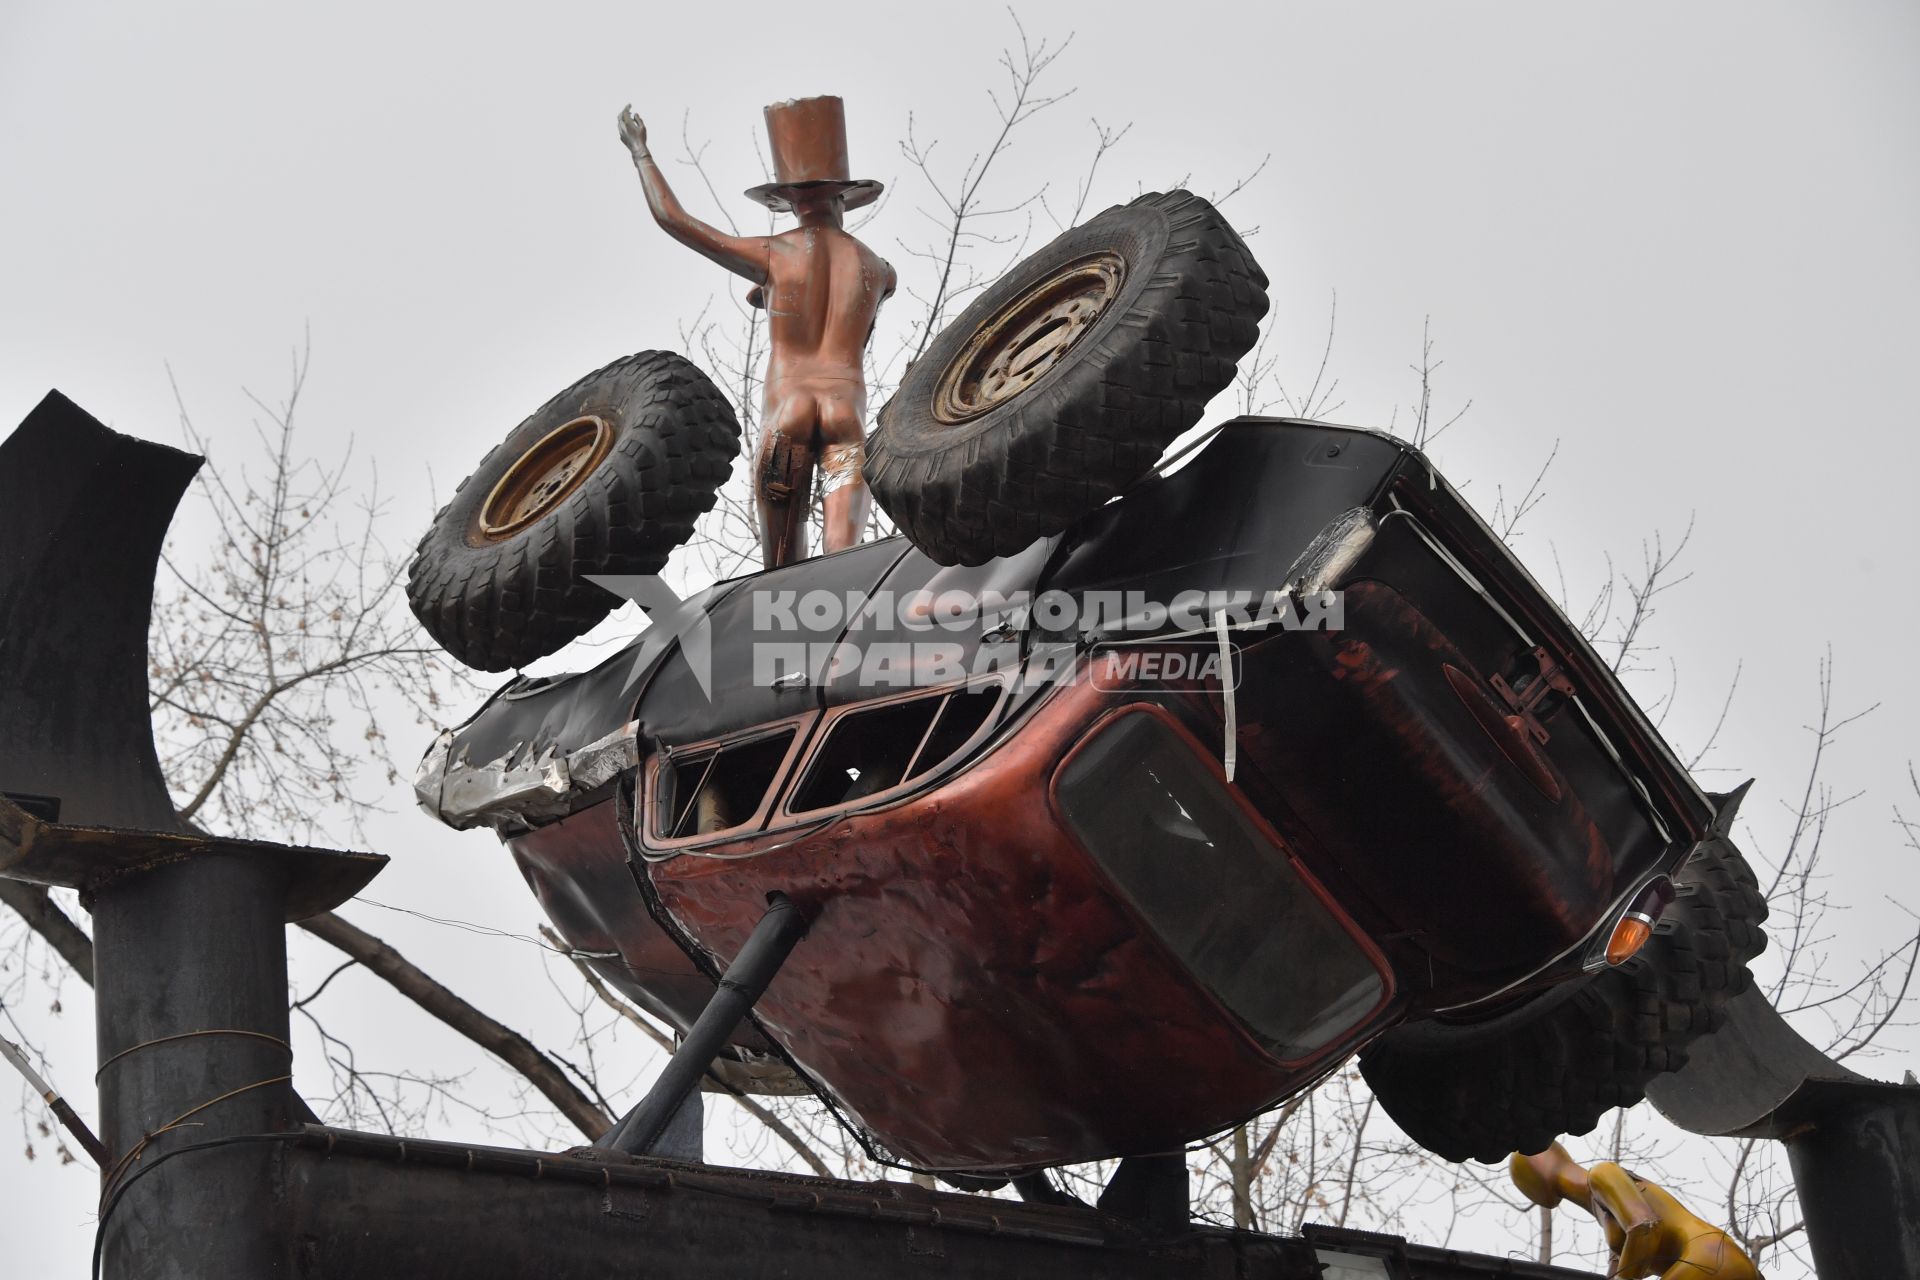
[1057, 711, 1385, 1059]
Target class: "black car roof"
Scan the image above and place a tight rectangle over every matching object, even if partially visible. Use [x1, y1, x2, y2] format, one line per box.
[441, 419, 1412, 771]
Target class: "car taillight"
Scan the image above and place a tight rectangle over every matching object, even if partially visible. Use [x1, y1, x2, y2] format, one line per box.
[1604, 915, 1655, 966]
[1602, 877, 1674, 967]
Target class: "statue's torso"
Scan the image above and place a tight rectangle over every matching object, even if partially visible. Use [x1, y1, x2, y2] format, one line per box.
[761, 226, 891, 388]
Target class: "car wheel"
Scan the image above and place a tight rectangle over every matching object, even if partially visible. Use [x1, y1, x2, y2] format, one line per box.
[407, 351, 740, 671]
[865, 190, 1268, 566]
[1358, 834, 1769, 1163]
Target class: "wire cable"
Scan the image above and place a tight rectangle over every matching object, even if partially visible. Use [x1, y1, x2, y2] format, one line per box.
[91, 1131, 303, 1279]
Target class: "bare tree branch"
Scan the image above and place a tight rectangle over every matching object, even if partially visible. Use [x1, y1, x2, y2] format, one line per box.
[299, 911, 612, 1141]
[0, 885, 92, 987]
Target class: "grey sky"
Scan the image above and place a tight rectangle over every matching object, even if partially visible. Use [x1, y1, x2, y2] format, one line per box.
[4, 1, 1917, 1272]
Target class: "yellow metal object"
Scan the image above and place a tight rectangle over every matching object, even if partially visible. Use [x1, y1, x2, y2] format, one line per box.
[1510, 1142, 1758, 1279]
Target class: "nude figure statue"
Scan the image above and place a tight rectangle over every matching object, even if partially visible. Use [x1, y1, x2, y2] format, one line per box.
[618, 95, 896, 570]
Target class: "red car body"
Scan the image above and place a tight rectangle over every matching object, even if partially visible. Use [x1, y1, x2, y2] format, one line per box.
[419, 419, 1716, 1173]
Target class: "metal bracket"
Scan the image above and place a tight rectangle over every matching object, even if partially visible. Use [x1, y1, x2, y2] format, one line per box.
[1488, 646, 1575, 744]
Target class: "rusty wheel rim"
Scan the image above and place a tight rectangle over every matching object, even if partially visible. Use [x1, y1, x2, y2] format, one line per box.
[932, 252, 1126, 424]
[477, 415, 613, 541]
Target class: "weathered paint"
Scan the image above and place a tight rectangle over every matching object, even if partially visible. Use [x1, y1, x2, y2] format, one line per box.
[643, 678, 1394, 1172]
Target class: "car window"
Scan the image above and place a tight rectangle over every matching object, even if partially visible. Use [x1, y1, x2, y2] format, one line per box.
[1057, 711, 1385, 1059]
[909, 687, 1001, 781]
[790, 685, 1002, 815]
[657, 729, 795, 839]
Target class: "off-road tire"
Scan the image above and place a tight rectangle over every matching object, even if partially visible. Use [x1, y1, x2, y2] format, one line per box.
[1358, 836, 1769, 1163]
[407, 351, 739, 671]
[866, 190, 1268, 566]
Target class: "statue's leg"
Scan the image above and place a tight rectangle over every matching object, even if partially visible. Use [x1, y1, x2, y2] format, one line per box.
[818, 387, 871, 554]
[757, 391, 818, 570]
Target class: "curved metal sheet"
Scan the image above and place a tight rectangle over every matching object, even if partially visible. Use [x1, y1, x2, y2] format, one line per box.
[0, 392, 200, 832]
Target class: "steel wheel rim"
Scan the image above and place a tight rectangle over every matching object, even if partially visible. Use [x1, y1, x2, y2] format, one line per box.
[477, 415, 613, 540]
[932, 253, 1126, 425]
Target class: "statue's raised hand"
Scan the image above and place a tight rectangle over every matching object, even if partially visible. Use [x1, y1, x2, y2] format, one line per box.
[617, 106, 649, 157]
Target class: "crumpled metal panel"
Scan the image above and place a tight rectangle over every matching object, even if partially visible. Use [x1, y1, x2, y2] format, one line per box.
[415, 721, 638, 832]
[1044, 423, 1402, 628]
[819, 536, 1058, 706]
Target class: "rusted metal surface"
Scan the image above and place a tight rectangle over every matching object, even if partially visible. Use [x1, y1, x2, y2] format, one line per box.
[1512, 1142, 1757, 1280]
[507, 798, 740, 1036]
[273, 1125, 1604, 1279]
[475, 413, 614, 541]
[641, 677, 1394, 1172]
[932, 252, 1126, 423]
[0, 793, 383, 921]
[1229, 577, 1647, 989]
[619, 95, 895, 568]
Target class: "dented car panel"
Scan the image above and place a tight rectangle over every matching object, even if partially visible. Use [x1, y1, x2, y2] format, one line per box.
[506, 798, 761, 1046]
[641, 678, 1396, 1170]
[422, 418, 1718, 1171]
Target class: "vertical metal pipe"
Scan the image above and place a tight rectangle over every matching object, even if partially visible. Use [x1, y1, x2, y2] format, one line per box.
[1785, 1082, 1920, 1280]
[600, 893, 806, 1157]
[91, 851, 300, 1278]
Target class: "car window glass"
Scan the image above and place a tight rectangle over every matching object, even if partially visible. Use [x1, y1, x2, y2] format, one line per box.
[1057, 712, 1384, 1058]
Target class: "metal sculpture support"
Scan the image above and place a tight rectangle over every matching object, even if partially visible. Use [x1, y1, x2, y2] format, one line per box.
[1644, 984, 1920, 1277]
[5, 401, 1912, 1277]
[0, 394, 1618, 1280]
[0, 395, 385, 1279]
[597, 893, 807, 1158]
[619, 95, 896, 569]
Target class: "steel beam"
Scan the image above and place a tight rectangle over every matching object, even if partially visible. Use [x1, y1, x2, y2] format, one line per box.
[263, 1126, 1603, 1280]
[599, 892, 807, 1156]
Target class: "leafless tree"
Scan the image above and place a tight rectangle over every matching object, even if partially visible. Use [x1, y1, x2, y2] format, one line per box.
[149, 341, 446, 842]
[1, 351, 623, 1155]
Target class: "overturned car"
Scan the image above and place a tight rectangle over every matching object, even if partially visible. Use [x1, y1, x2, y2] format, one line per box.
[412, 189, 1765, 1177]
[416, 413, 1766, 1173]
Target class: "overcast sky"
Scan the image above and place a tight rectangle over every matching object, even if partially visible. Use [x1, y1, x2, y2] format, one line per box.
[4, 1, 1917, 1273]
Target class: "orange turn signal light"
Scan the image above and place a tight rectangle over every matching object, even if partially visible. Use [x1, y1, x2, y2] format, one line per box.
[1605, 913, 1656, 966]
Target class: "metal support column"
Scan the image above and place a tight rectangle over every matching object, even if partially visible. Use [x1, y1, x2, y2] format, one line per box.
[0, 394, 385, 1277]
[598, 893, 808, 1156]
[1647, 984, 1920, 1277]
[1097, 1153, 1191, 1233]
